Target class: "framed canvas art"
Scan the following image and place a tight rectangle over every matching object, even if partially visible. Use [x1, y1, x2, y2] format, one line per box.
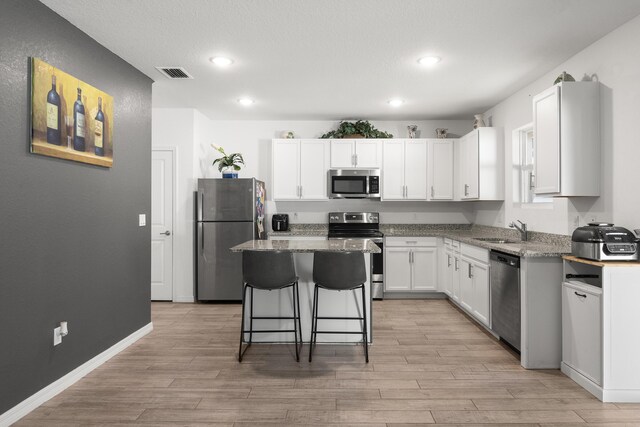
[30, 58, 114, 167]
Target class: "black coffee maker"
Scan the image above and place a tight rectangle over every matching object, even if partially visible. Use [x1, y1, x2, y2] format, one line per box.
[272, 214, 289, 232]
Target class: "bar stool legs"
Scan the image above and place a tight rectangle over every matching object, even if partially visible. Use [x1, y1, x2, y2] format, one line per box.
[238, 282, 301, 362]
[308, 283, 369, 363]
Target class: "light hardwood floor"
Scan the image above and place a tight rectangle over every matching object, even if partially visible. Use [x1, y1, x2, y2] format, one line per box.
[17, 299, 638, 426]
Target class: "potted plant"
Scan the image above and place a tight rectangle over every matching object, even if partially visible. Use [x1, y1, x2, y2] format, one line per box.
[320, 120, 393, 139]
[212, 144, 244, 178]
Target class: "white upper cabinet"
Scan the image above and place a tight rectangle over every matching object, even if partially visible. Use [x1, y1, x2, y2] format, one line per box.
[427, 139, 454, 200]
[272, 139, 329, 200]
[329, 139, 355, 168]
[299, 139, 330, 199]
[382, 139, 428, 201]
[533, 81, 600, 196]
[457, 128, 504, 201]
[381, 140, 406, 200]
[405, 141, 428, 199]
[272, 139, 300, 200]
[330, 139, 382, 168]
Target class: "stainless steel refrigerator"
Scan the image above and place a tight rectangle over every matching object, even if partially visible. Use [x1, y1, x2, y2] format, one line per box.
[196, 178, 266, 301]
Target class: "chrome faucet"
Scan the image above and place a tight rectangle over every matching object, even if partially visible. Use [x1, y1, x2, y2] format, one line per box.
[509, 220, 528, 241]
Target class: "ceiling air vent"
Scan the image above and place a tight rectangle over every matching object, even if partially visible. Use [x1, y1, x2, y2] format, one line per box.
[155, 67, 193, 79]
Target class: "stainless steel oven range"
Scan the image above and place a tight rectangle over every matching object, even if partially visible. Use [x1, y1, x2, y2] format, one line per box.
[327, 212, 384, 299]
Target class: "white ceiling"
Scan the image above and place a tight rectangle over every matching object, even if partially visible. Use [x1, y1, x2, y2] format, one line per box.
[41, 0, 640, 121]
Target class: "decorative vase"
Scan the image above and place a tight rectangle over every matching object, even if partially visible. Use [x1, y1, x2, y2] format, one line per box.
[221, 167, 238, 179]
[407, 125, 418, 139]
[554, 71, 575, 85]
[473, 114, 486, 129]
[435, 128, 448, 139]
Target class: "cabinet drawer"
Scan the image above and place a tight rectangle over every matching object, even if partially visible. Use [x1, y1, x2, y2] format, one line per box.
[460, 243, 489, 263]
[385, 236, 437, 247]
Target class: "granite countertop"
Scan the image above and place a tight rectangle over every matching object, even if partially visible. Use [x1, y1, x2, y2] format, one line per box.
[268, 224, 571, 258]
[231, 239, 381, 253]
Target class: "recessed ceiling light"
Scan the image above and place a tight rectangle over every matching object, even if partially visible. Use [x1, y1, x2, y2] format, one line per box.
[388, 99, 404, 107]
[418, 56, 441, 66]
[238, 98, 255, 106]
[210, 56, 234, 67]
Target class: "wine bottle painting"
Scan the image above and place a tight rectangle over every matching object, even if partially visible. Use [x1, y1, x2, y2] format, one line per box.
[30, 58, 114, 167]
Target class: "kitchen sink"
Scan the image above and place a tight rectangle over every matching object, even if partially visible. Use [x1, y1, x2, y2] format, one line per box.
[473, 237, 520, 244]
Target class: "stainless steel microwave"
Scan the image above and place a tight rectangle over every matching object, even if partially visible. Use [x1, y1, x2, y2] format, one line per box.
[328, 169, 380, 199]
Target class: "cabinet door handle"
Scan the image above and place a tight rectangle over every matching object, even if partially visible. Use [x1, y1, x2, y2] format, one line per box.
[431, 186, 435, 198]
[468, 264, 473, 278]
[455, 258, 459, 271]
[574, 291, 587, 298]
[355, 153, 358, 166]
[447, 254, 451, 267]
[529, 173, 536, 190]
[464, 184, 469, 196]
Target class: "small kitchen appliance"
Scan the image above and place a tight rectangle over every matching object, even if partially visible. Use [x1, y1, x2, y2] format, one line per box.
[571, 223, 639, 261]
[271, 214, 289, 232]
[328, 169, 380, 199]
[327, 212, 384, 299]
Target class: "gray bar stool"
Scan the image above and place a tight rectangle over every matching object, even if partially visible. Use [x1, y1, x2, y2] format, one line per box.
[309, 251, 369, 363]
[239, 250, 302, 362]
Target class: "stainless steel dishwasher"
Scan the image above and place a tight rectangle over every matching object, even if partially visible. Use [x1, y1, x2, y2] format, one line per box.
[490, 250, 521, 351]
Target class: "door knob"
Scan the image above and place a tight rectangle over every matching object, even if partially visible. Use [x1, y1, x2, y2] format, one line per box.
[160, 230, 171, 236]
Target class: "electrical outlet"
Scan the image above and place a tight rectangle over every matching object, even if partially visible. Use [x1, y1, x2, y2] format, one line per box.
[138, 214, 146, 227]
[53, 327, 62, 346]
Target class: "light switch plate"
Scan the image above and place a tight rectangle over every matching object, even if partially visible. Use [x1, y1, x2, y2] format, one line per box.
[53, 327, 62, 346]
[139, 214, 146, 227]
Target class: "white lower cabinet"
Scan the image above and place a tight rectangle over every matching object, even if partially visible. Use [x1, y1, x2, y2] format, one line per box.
[562, 281, 602, 385]
[561, 257, 640, 402]
[471, 261, 490, 327]
[385, 237, 437, 292]
[384, 247, 412, 291]
[439, 241, 490, 328]
[441, 239, 461, 303]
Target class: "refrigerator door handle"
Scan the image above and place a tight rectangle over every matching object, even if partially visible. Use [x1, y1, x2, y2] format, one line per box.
[199, 223, 207, 262]
[198, 188, 204, 222]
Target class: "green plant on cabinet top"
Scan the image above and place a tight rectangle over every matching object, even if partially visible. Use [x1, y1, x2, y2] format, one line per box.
[320, 120, 393, 139]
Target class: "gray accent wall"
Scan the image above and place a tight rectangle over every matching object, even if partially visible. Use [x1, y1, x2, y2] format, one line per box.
[0, 0, 152, 414]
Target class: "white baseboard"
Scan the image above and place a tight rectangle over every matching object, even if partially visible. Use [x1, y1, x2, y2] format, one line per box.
[562, 362, 640, 402]
[0, 322, 153, 427]
[174, 296, 195, 303]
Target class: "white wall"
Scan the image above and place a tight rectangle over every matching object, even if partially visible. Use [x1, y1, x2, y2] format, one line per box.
[476, 14, 640, 235]
[203, 119, 476, 224]
[152, 108, 198, 302]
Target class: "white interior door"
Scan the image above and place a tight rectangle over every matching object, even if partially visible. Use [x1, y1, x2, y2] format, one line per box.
[151, 149, 174, 301]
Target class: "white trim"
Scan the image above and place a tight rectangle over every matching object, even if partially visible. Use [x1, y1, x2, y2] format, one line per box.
[0, 323, 153, 426]
[174, 296, 195, 303]
[562, 361, 640, 403]
[152, 147, 177, 302]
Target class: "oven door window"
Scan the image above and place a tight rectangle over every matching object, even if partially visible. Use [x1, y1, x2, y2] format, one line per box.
[332, 176, 367, 194]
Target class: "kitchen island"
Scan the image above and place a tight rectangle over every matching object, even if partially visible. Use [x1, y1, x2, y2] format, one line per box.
[231, 239, 380, 343]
